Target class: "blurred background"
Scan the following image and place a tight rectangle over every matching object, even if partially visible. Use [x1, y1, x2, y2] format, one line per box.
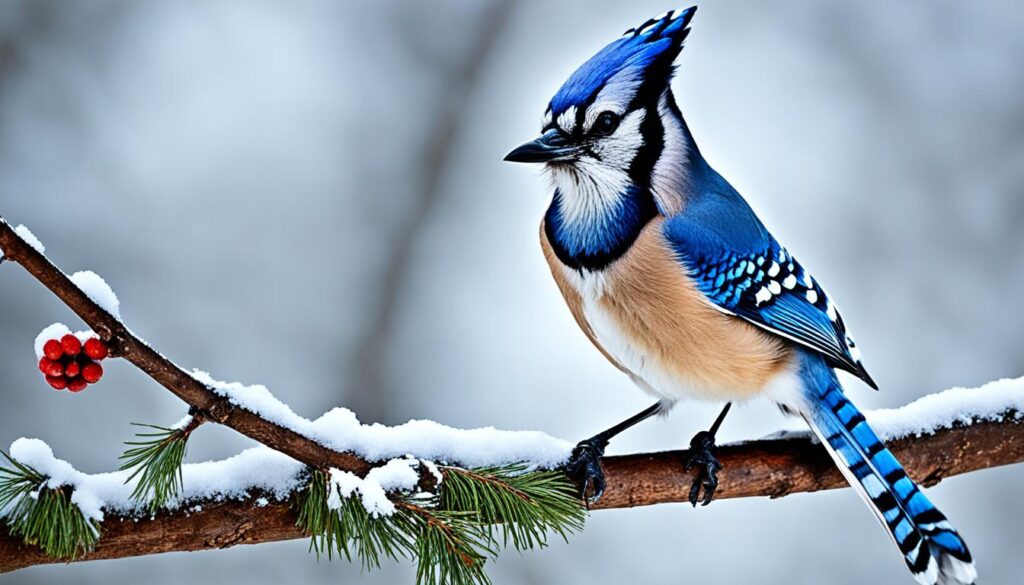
[1, 0, 1022, 583]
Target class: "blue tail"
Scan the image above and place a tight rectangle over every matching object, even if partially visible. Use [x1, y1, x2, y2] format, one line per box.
[792, 350, 975, 585]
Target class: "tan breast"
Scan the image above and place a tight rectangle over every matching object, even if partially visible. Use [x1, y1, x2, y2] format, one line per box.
[540, 217, 792, 402]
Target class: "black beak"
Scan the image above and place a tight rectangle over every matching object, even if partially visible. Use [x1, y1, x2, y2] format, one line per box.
[504, 129, 578, 163]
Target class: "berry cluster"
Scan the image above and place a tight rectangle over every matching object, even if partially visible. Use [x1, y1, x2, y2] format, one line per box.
[38, 334, 108, 392]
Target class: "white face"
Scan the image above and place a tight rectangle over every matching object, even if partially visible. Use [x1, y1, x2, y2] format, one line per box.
[543, 105, 646, 227]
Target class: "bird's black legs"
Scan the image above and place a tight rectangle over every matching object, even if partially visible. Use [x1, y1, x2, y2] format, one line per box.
[563, 401, 664, 505]
[684, 402, 732, 507]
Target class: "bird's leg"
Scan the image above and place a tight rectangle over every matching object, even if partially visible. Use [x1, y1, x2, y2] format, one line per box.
[564, 401, 664, 506]
[684, 402, 732, 507]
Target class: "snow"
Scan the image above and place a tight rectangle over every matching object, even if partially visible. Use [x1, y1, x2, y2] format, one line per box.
[0, 222, 45, 258]
[33, 323, 101, 360]
[2, 438, 305, 523]
[766, 376, 1024, 441]
[324, 459, 421, 516]
[13, 224, 45, 254]
[69, 270, 121, 319]
[7, 438, 106, 527]
[864, 376, 1024, 439]
[191, 369, 573, 468]
[171, 414, 195, 430]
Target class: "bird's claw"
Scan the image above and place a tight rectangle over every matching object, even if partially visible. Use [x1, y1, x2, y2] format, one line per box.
[684, 430, 723, 507]
[563, 437, 607, 507]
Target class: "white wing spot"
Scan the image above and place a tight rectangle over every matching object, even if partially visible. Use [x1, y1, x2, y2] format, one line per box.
[768, 262, 781, 278]
[768, 280, 782, 295]
[782, 274, 797, 289]
[826, 302, 838, 321]
[806, 289, 819, 304]
[755, 287, 772, 306]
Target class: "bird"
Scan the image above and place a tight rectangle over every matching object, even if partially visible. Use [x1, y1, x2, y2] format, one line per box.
[504, 7, 975, 585]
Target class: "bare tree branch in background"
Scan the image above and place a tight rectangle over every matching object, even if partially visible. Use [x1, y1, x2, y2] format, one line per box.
[0, 0, 57, 96]
[3, 413, 1021, 573]
[347, 0, 516, 423]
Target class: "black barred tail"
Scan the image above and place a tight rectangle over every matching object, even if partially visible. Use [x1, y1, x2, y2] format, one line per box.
[792, 350, 975, 585]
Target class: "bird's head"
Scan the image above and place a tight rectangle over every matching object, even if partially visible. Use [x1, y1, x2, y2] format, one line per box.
[505, 7, 698, 203]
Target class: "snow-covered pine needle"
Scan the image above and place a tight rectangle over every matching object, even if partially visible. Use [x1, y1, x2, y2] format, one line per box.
[293, 464, 585, 585]
[294, 469, 412, 568]
[0, 450, 100, 559]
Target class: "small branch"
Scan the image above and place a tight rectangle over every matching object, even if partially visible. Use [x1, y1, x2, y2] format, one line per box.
[0, 218, 374, 477]
[348, 0, 516, 421]
[3, 414, 1021, 573]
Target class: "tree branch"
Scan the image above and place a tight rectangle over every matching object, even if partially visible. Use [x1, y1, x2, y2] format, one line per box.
[3, 414, 1020, 573]
[0, 218, 374, 477]
[348, 0, 516, 422]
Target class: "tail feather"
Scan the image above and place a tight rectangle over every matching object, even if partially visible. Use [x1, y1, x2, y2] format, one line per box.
[792, 351, 975, 585]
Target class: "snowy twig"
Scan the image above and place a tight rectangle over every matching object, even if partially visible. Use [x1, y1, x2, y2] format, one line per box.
[2, 409, 1021, 573]
[0, 218, 377, 477]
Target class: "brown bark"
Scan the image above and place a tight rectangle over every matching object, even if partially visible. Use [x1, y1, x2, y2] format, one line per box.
[2, 415, 1021, 573]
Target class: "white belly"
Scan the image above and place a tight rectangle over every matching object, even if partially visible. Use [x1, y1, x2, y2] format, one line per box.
[572, 269, 796, 403]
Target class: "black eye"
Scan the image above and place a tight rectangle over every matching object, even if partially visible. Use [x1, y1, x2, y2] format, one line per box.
[593, 111, 620, 136]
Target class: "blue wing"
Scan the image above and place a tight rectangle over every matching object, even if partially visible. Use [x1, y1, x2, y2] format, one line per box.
[663, 187, 877, 389]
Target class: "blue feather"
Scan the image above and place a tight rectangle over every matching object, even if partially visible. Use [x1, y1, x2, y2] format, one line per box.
[549, 8, 696, 116]
[796, 350, 975, 584]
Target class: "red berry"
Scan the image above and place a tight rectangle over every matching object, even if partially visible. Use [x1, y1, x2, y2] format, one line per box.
[81, 362, 103, 384]
[65, 361, 81, 377]
[39, 357, 54, 374]
[83, 338, 109, 360]
[67, 377, 88, 393]
[60, 334, 82, 356]
[46, 375, 68, 390]
[43, 339, 63, 361]
[47, 360, 65, 377]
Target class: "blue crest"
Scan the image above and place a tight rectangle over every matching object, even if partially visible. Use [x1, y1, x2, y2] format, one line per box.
[549, 7, 697, 117]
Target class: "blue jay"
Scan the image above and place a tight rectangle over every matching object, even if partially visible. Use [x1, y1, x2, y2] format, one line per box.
[505, 7, 974, 585]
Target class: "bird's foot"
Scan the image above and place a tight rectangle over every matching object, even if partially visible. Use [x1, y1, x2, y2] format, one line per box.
[563, 437, 608, 507]
[684, 430, 723, 507]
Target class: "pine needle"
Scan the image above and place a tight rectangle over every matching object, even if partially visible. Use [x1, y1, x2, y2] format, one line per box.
[294, 469, 412, 569]
[0, 450, 100, 559]
[440, 464, 586, 550]
[293, 463, 586, 585]
[119, 423, 190, 513]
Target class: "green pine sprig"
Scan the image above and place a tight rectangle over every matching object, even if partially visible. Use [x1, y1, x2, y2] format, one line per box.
[296, 469, 412, 569]
[399, 501, 492, 585]
[293, 463, 586, 585]
[0, 450, 100, 559]
[439, 464, 585, 550]
[118, 422, 192, 512]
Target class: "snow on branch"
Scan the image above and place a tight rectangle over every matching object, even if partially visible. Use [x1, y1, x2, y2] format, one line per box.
[2, 379, 1022, 573]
